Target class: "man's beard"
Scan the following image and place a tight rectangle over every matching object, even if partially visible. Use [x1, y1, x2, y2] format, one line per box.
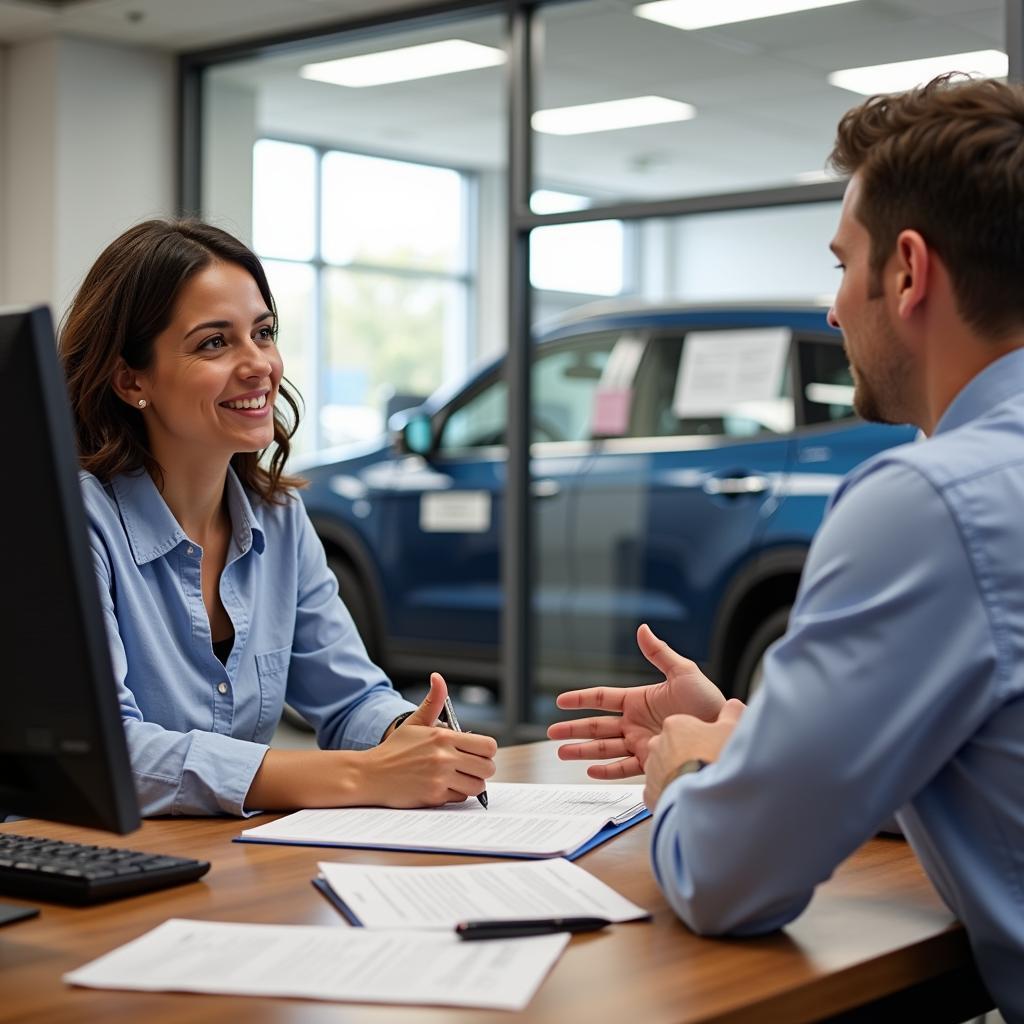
[845, 313, 914, 426]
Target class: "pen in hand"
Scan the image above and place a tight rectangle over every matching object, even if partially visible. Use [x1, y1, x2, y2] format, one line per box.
[440, 689, 489, 810]
[456, 916, 611, 940]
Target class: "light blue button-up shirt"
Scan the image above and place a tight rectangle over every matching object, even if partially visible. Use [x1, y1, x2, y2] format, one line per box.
[652, 348, 1024, 1022]
[82, 468, 416, 818]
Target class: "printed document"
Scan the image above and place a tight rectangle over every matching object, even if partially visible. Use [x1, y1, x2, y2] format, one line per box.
[64, 918, 568, 1011]
[317, 856, 650, 929]
[240, 782, 647, 858]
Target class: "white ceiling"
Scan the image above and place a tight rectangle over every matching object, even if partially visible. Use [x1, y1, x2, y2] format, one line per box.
[0, 0, 1006, 199]
[0, 0, 420, 50]
[206, 0, 1005, 199]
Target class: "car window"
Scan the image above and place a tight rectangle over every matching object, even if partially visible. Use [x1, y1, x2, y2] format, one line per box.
[628, 329, 794, 439]
[533, 340, 615, 442]
[438, 335, 617, 451]
[798, 337, 856, 425]
[439, 377, 508, 450]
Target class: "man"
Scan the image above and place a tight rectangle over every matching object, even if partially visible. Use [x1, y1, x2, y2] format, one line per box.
[548, 74, 1024, 1022]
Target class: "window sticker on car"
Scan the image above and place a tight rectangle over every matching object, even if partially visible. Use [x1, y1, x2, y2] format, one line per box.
[420, 491, 491, 533]
[674, 329, 790, 418]
[592, 334, 645, 437]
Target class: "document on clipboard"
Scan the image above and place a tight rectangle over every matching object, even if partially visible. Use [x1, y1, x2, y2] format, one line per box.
[238, 783, 649, 860]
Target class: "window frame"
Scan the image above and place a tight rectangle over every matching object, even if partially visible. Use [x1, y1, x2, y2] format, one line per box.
[252, 135, 478, 453]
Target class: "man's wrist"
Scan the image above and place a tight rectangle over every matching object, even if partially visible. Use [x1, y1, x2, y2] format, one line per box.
[665, 758, 707, 785]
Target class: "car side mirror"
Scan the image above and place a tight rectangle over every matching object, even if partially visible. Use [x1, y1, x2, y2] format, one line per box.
[390, 409, 434, 456]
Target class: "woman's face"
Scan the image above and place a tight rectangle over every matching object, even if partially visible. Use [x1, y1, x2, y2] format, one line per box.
[135, 260, 283, 465]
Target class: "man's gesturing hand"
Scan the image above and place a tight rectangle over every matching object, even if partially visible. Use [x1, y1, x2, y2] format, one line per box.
[643, 699, 745, 808]
[546, 624, 726, 779]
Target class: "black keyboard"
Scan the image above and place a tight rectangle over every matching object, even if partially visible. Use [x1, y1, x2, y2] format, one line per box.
[0, 832, 210, 906]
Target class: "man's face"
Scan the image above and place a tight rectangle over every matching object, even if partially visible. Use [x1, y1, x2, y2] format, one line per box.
[828, 175, 915, 426]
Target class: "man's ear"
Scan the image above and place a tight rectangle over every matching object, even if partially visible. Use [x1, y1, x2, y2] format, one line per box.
[893, 229, 930, 320]
[111, 359, 147, 408]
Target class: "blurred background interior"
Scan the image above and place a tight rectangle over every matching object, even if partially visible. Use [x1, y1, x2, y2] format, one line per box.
[0, 0, 1014, 744]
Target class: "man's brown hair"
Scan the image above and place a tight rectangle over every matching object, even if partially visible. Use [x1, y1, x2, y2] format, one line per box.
[830, 73, 1024, 338]
[59, 219, 304, 503]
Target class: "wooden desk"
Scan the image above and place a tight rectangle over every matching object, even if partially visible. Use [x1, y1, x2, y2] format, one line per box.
[0, 742, 992, 1023]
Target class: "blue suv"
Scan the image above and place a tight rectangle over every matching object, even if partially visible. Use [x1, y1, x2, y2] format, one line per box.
[298, 304, 915, 699]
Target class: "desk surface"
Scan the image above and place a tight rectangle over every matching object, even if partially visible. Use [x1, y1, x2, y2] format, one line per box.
[0, 741, 984, 1024]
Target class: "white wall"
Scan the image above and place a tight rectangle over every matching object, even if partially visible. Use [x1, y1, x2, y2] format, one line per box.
[672, 202, 842, 304]
[0, 34, 175, 319]
[1, 37, 57, 310]
[201, 78, 257, 243]
[474, 168, 506, 363]
[0, 45, 6, 305]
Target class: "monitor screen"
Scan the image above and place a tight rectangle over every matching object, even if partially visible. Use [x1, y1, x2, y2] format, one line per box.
[0, 305, 139, 833]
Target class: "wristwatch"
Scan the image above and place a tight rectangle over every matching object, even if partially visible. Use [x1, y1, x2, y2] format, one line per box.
[667, 758, 708, 784]
[380, 710, 415, 743]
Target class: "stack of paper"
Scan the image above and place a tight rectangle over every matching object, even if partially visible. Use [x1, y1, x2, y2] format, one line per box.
[64, 919, 569, 1011]
[315, 857, 651, 929]
[239, 782, 649, 859]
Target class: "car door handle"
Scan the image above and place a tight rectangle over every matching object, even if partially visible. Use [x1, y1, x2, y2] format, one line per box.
[530, 479, 561, 499]
[702, 474, 771, 496]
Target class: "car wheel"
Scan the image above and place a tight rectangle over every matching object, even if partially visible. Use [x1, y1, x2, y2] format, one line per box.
[328, 556, 380, 665]
[732, 605, 791, 701]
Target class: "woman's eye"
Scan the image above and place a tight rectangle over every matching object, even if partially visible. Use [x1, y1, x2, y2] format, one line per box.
[199, 335, 226, 351]
[256, 326, 277, 343]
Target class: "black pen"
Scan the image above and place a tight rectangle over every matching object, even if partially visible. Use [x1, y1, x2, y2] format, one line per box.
[456, 916, 611, 940]
[442, 693, 489, 809]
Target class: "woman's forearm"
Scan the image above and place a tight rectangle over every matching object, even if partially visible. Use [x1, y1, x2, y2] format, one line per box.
[244, 722, 497, 813]
[244, 748, 367, 811]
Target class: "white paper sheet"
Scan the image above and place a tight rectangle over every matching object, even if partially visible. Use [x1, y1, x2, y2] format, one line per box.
[673, 328, 790, 417]
[64, 918, 569, 1012]
[241, 783, 646, 858]
[317, 856, 650, 929]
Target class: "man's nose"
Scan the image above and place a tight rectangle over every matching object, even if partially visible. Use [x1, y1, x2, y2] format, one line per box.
[827, 306, 840, 329]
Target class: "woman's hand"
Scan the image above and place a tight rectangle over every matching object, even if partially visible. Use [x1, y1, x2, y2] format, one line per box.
[546, 624, 725, 779]
[360, 673, 497, 808]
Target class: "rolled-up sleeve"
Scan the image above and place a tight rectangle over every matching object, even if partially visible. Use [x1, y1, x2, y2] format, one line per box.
[651, 462, 999, 935]
[284, 510, 415, 750]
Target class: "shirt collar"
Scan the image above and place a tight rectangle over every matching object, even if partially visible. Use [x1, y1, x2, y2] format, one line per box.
[934, 346, 1024, 437]
[111, 466, 266, 566]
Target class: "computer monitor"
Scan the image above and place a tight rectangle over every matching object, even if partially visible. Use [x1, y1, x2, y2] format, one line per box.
[0, 304, 139, 834]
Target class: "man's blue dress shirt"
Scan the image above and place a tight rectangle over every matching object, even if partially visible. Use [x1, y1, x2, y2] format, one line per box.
[82, 468, 416, 818]
[652, 348, 1024, 1022]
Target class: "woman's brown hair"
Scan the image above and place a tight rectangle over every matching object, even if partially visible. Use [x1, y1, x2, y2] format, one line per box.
[59, 219, 304, 503]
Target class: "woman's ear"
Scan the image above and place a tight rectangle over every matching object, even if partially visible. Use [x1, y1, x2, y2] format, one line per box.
[111, 359, 148, 409]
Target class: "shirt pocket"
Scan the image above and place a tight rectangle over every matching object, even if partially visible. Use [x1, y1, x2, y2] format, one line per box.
[254, 645, 292, 741]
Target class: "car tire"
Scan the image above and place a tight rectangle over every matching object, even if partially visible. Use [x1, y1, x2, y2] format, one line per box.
[732, 605, 791, 701]
[328, 556, 380, 665]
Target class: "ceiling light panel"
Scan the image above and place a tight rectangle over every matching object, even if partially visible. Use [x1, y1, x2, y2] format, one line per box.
[300, 40, 506, 88]
[533, 96, 696, 136]
[828, 49, 1008, 95]
[634, 0, 861, 31]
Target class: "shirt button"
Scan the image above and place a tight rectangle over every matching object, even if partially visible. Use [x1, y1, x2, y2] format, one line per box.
[186, 546, 194, 555]
[217, 682, 228, 695]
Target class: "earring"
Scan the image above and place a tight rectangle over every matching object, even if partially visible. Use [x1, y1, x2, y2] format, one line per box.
[137, 399, 147, 409]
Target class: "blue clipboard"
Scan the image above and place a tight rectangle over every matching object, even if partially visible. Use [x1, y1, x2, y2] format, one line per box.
[236, 808, 651, 861]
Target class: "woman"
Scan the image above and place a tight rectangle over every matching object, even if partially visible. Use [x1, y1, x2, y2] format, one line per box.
[59, 219, 496, 817]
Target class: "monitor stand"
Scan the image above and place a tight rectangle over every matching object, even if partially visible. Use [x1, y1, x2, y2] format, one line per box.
[0, 902, 39, 926]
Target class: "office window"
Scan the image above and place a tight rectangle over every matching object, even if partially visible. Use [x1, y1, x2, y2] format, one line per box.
[251, 142, 473, 455]
[529, 188, 634, 324]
